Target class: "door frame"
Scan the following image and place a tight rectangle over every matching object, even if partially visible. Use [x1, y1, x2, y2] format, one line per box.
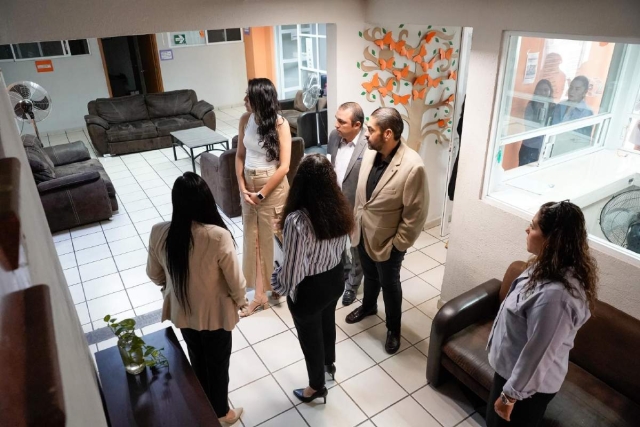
[440, 27, 473, 237]
[97, 39, 113, 97]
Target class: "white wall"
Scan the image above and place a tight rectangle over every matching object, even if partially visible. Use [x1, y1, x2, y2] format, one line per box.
[0, 72, 108, 426]
[0, 39, 109, 133]
[155, 34, 248, 108]
[367, 0, 640, 319]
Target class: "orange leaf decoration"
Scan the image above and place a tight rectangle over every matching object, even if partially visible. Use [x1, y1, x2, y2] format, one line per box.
[447, 94, 455, 103]
[379, 57, 392, 70]
[449, 70, 457, 80]
[438, 119, 446, 128]
[427, 74, 442, 88]
[378, 79, 394, 97]
[412, 44, 427, 63]
[412, 88, 426, 100]
[362, 73, 381, 93]
[374, 32, 394, 49]
[393, 65, 409, 82]
[393, 40, 406, 54]
[440, 48, 453, 60]
[425, 31, 437, 43]
[392, 93, 411, 105]
[414, 74, 428, 85]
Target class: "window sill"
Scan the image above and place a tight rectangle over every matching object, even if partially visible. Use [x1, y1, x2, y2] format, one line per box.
[485, 149, 640, 268]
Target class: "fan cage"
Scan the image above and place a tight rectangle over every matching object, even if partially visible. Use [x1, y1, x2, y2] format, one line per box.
[599, 189, 640, 246]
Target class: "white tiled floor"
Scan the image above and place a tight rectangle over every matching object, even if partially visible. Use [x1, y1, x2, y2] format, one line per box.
[51, 107, 481, 427]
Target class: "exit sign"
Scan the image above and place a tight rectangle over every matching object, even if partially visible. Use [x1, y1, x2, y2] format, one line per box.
[173, 34, 186, 45]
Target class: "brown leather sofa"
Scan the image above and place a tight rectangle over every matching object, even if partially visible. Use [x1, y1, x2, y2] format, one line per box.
[200, 136, 305, 218]
[22, 135, 116, 232]
[427, 261, 640, 426]
[85, 89, 215, 156]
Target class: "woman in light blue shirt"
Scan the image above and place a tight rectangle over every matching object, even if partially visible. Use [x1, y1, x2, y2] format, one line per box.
[487, 200, 598, 426]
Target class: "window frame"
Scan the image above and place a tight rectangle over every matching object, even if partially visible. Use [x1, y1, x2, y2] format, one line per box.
[167, 29, 244, 49]
[483, 31, 640, 267]
[0, 40, 91, 62]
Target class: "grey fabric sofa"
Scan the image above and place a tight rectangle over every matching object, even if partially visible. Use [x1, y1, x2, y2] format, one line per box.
[201, 136, 305, 218]
[85, 89, 216, 156]
[22, 135, 117, 232]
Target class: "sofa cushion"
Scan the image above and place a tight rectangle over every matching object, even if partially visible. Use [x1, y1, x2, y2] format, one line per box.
[282, 110, 302, 132]
[152, 115, 202, 136]
[95, 95, 149, 124]
[442, 319, 494, 391]
[543, 363, 640, 427]
[55, 159, 116, 198]
[293, 90, 309, 112]
[106, 120, 158, 143]
[145, 90, 194, 119]
[24, 144, 56, 183]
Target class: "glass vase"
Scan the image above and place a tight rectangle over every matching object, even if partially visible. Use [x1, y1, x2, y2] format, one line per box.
[117, 336, 145, 375]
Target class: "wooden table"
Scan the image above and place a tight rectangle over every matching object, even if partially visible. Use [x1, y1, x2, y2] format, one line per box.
[95, 327, 221, 427]
[170, 127, 229, 173]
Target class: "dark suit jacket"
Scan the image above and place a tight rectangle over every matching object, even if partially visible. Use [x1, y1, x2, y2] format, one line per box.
[327, 129, 367, 208]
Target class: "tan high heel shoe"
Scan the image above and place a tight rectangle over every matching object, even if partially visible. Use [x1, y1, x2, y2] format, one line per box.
[239, 297, 269, 317]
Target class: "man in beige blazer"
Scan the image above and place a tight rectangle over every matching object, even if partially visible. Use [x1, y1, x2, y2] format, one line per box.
[345, 107, 428, 354]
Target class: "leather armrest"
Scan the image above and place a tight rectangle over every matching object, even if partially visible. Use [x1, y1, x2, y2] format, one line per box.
[279, 99, 295, 111]
[191, 100, 214, 120]
[84, 115, 110, 129]
[43, 141, 90, 166]
[37, 171, 101, 193]
[427, 278, 501, 386]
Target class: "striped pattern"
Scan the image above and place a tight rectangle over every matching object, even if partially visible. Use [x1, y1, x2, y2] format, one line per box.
[271, 210, 347, 303]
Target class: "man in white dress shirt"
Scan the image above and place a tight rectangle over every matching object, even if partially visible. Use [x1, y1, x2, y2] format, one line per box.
[327, 102, 368, 305]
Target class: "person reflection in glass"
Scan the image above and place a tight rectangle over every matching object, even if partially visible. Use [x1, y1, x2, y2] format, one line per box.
[519, 79, 554, 166]
[549, 76, 593, 156]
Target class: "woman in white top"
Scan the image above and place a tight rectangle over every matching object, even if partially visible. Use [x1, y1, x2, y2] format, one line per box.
[236, 78, 291, 316]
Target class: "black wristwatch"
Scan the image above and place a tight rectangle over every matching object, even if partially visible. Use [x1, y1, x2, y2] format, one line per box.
[257, 192, 265, 200]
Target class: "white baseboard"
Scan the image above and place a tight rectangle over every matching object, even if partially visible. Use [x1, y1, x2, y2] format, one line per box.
[423, 217, 441, 232]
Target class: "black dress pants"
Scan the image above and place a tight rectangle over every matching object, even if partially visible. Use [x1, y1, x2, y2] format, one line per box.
[181, 328, 232, 417]
[359, 241, 406, 333]
[486, 373, 556, 427]
[287, 262, 344, 391]
[518, 145, 541, 166]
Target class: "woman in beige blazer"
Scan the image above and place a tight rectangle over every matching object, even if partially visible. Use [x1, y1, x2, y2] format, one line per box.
[147, 172, 246, 425]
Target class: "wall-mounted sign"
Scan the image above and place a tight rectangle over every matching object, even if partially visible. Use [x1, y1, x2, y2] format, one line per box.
[173, 34, 186, 45]
[35, 60, 54, 73]
[243, 28, 251, 35]
[523, 52, 539, 84]
[160, 49, 174, 61]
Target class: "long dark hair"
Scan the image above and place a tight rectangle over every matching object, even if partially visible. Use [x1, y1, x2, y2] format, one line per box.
[247, 78, 281, 162]
[529, 79, 553, 122]
[279, 154, 354, 240]
[527, 201, 598, 310]
[165, 172, 232, 314]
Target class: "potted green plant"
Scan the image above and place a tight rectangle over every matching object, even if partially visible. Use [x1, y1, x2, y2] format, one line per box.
[104, 315, 169, 375]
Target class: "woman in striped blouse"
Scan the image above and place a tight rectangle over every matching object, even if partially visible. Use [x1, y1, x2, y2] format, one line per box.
[272, 154, 354, 404]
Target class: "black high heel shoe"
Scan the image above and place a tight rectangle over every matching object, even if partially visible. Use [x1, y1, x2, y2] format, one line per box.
[324, 364, 336, 381]
[293, 387, 328, 404]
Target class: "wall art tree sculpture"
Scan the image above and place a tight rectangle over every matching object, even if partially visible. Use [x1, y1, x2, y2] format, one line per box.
[358, 25, 460, 152]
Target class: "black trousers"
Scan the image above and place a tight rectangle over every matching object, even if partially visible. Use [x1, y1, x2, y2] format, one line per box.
[181, 328, 232, 418]
[486, 373, 556, 427]
[287, 262, 344, 391]
[518, 145, 541, 166]
[359, 241, 406, 332]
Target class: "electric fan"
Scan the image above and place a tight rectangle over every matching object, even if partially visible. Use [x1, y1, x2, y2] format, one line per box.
[7, 81, 52, 140]
[300, 74, 327, 148]
[600, 189, 640, 254]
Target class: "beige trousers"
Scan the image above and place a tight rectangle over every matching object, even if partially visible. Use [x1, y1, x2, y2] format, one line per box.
[242, 166, 289, 291]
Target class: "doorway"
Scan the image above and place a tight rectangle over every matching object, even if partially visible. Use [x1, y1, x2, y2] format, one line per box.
[99, 35, 163, 97]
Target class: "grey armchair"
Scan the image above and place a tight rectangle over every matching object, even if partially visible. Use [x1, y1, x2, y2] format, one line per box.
[22, 135, 116, 232]
[201, 136, 305, 218]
